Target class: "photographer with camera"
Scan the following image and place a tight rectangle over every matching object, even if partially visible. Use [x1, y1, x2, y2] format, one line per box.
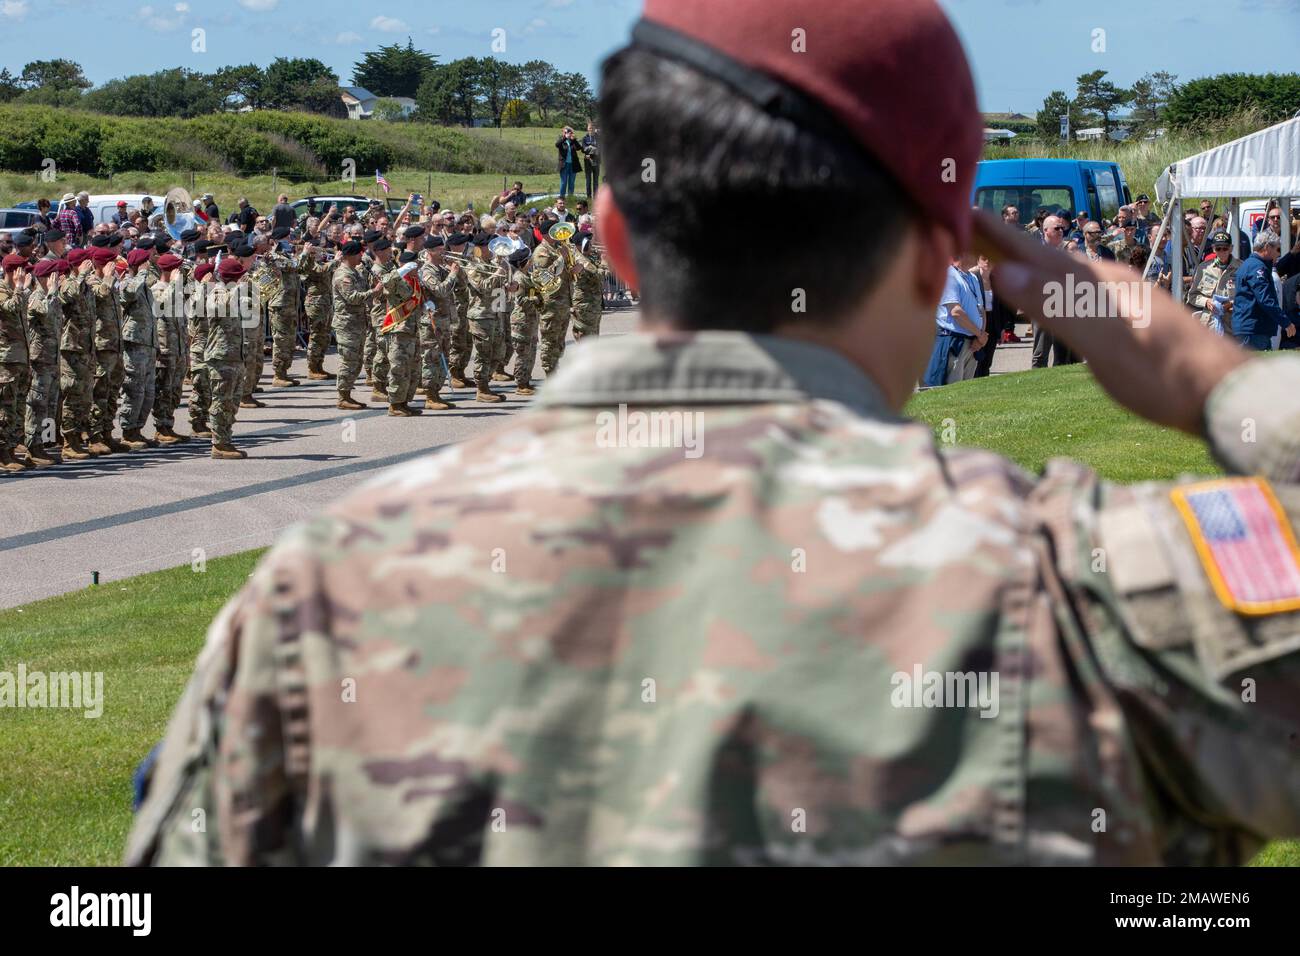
[555, 125, 584, 199]
[581, 121, 600, 198]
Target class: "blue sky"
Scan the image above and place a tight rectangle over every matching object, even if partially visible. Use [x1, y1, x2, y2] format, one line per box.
[0, 0, 1296, 113]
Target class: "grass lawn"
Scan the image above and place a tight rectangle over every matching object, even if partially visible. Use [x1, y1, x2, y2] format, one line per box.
[1, 365, 1295, 865]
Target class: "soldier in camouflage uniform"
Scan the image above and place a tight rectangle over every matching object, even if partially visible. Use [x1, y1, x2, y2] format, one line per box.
[446, 233, 474, 388]
[241, 239, 268, 408]
[264, 227, 300, 387]
[330, 241, 369, 411]
[149, 255, 189, 444]
[205, 259, 250, 460]
[532, 227, 573, 376]
[127, 0, 1300, 867]
[186, 262, 215, 439]
[88, 248, 129, 455]
[570, 239, 607, 341]
[58, 249, 96, 459]
[299, 239, 335, 380]
[118, 249, 159, 449]
[366, 239, 396, 402]
[416, 236, 459, 410]
[0, 255, 31, 472]
[464, 237, 508, 403]
[1185, 230, 1240, 332]
[23, 259, 62, 465]
[507, 247, 542, 395]
[377, 251, 424, 416]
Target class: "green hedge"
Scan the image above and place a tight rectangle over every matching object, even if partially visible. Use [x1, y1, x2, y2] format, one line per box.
[0, 104, 553, 178]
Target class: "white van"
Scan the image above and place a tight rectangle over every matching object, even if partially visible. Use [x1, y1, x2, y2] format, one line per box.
[56, 194, 168, 228]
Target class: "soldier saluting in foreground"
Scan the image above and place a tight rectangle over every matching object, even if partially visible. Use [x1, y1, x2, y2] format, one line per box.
[129, 0, 1300, 865]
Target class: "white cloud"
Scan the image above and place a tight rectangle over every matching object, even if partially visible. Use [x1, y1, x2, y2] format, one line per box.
[370, 15, 408, 32]
[426, 25, 440, 35]
[137, 2, 188, 31]
[1, 0, 29, 19]
[335, 30, 363, 43]
[237, 0, 278, 10]
[523, 17, 548, 34]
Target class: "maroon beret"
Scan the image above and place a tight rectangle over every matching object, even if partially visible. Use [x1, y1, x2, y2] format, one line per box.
[1, 253, 27, 272]
[127, 248, 152, 269]
[636, 0, 981, 245]
[66, 248, 89, 267]
[32, 259, 58, 278]
[217, 258, 246, 280]
[193, 262, 214, 281]
[55, 260, 72, 274]
[90, 247, 118, 265]
[156, 253, 182, 270]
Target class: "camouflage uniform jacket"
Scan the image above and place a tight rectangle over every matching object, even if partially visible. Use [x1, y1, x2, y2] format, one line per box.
[378, 266, 419, 339]
[0, 282, 30, 365]
[26, 283, 60, 368]
[368, 259, 396, 324]
[91, 273, 122, 353]
[118, 272, 157, 348]
[465, 265, 507, 322]
[300, 253, 335, 308]
[531, 241, 572, 303]
[1186, 256, 1241, 323]
[255, 251, 294, 311]
[571, 255, 607, 309]
[203, 281, 247, 364]
[58, 271, 92, 353]
[417, 262, 457, 322]
[126, 334, 1300, 866]
[150, 275, 186, 356]
[188, 279, 211, 362]
[331, 263, 369, 323]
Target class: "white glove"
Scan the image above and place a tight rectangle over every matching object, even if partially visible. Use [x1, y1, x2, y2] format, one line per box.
[397, 262, 419, 278]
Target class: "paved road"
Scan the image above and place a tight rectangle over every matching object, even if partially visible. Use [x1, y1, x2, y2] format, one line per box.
[0, 310, 1043, 608]
[0, 308, 641, 608]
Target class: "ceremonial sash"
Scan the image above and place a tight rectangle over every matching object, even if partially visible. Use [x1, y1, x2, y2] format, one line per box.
[379, 272, 422, 335]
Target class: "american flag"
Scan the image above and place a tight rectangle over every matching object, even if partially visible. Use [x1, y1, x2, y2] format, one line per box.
[375, 169, 390, 195]
[1176, 480, 1300, 613]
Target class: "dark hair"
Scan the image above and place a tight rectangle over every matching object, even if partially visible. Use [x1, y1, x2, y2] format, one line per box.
[598, 46, 912, 332]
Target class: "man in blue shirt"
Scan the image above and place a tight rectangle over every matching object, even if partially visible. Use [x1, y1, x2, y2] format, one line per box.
[1232, 231, 1295, 351]
[923, 253, 986, 386]
[555, 127, 584, 199]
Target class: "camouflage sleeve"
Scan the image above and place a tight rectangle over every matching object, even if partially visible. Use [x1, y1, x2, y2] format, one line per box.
[333, 270, 367, 307]
[124, 530, 315, 866]
[1037, 355, 1300, 858]
[118, 275, 140, 304]
[58, 276, 81, 306]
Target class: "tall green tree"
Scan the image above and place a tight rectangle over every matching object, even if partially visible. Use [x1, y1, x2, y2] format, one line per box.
[261, 58, 338, 110]
[352, 39, 438, 98]
[1036, 90, 1088, 140]
[1164, 72, 1300, 128]
[521, 60, 559, 125]
[211, 64, 265, 111]
[19, 59, 91, 93]
[478, 57, 522, 127]
[1129, 71, 1178, 134]
[82, 69, 223, 118]
[555, 72, 595, 123]
[1074, 69, 1133, 141]
[0, 68, 22, 102]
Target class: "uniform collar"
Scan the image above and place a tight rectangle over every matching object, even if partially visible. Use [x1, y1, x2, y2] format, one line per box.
[536, 330, 895, 417]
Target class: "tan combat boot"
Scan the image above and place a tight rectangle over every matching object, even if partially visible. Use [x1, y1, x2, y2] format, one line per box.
[0, 448, 26, 473]
[121, 429, 149, 450]
[271, 373, 298, 387]
[516, 384, 536, 396]
[337, 392, 366, 410]
[491, 372, 511, 383]
[155, 426, 183, 445]
[211, 443, 247, 460]
[239, 397, 265, 409]
[475, 387, 504, 404]
[370, 388, 388, 403]
[26, 443, 57, 466]
[61, 432, 90, 460]
[425, 388, 453, 410]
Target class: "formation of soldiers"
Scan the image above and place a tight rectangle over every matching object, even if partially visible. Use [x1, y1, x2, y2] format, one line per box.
[0, 199, 609, 469]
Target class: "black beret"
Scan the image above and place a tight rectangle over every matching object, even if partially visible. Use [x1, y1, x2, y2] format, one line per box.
[507, 248, 530, 267]
[232, 243, 256, 258]
[399, 250, 418, 264]
[471, 233, 490, 247]
[225, 231, 246, 245]
[194, 240, 224, 255]
[107, 234, 124, 248]
[15, 230, 36, 246]
[42, 228, 65, 242]
[422, 235, 444, 249]
[89, 235, 111, 248]
[446, 233, 470, 247]
[179, 228, 201, 242]
[340, 240, 363, 256]
[370, 237, 392, 252]
[362, 230, 383, 244]
[270, 226, 291, 240]
[403, 225, 425, 239]
[135, 235, 156, 250]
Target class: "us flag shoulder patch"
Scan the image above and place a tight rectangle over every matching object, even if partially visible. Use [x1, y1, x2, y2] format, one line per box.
[1171, 478, 1300, 616]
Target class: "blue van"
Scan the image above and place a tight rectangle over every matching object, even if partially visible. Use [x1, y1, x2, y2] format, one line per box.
[971, 159, 1132, 224]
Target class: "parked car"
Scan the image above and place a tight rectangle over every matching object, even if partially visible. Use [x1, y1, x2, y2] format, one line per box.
[0, 207, 43, 240]
[56, 194, 168, 228]
[972, 159, 1132, 225]
[291, 194, 422, 224]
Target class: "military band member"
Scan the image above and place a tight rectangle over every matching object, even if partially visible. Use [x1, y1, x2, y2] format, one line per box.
[532, 220, 574, 375]
[299, 236, 336, 381]
[465, 234, 508, 403]
[507, 247, 542, 395]
[377, 251, 424, 417]
[1186, 231, 1241, 333]
[366, 237, 396, 403]
[263, 226, 300, 387]
[446, 232, 474, 387]
[570, 235, 608, 340]
[330, 240, 369, 410]
[416, 235, 459, 410]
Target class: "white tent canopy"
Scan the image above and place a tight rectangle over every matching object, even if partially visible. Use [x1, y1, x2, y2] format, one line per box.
[1155, 115, 1300, 202]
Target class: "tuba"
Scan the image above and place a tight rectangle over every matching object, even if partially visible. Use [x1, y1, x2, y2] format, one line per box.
[163, 186, 199, 242]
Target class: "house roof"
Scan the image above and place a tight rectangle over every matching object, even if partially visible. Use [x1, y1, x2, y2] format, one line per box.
[340, 86, 376, 104]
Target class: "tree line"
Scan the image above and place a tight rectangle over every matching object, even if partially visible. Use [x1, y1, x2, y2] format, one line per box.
[1036, 69, 1299, 142]
[0, 40, 596, 128]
